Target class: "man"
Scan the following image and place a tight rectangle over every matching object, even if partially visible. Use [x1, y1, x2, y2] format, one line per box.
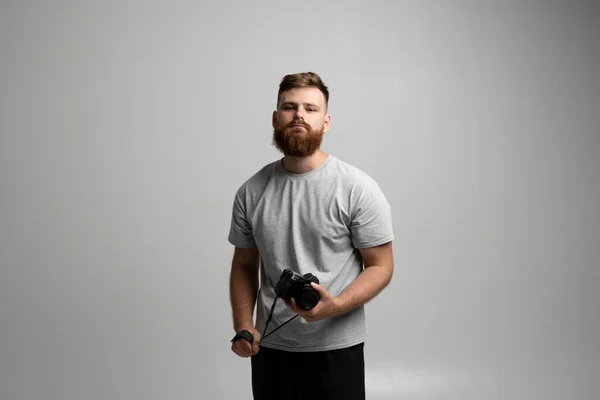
[228, 72, 394, 400]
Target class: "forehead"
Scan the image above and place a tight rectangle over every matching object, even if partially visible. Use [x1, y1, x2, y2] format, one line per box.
[278, 87, 326, 107]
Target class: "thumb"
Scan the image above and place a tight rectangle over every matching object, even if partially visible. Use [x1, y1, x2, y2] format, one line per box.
[251, 328, 262, 354]
[311, 282, 328, 296]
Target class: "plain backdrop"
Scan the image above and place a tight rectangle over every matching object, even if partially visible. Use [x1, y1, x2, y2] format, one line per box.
[1, 1, 599, 399]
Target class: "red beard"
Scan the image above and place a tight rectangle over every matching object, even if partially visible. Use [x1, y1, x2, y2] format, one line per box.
[272, 120, 324, 157]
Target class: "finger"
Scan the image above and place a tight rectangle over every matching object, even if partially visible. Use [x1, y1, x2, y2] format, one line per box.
[233, 340, 253, 358]
[234, 347, 248, 358]
[289, 298, 299, 312]
[232, 344, 246, 358]
[242, 340, 254, 357]
[310, 282, 328, 296]
[232, 343, 246, 358]
[283, 299, 294, 310]
[252, 336, 261, 354]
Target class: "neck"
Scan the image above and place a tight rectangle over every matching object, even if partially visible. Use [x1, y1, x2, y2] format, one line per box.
[281, 149, 329, 174]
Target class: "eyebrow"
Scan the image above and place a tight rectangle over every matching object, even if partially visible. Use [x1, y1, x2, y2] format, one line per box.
[280, 101, 320, 109]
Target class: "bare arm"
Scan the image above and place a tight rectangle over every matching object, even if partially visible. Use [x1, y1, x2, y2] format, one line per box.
[335, 241, 394, 314]
[229, 247, 262, 357]
[286, 241, 394, 322]
[229, 246, 260, 331]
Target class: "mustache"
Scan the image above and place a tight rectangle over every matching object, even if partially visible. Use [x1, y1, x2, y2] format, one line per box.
[286, 120, 310, 129]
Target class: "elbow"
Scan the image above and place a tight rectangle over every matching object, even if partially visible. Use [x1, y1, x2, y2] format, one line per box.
[383, 261, 394, 288]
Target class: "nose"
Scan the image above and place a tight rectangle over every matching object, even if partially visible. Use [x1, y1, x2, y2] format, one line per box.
[294, 107, 306, 119]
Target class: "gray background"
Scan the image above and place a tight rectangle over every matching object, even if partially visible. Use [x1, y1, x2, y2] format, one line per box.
[1, 1, 598, 399]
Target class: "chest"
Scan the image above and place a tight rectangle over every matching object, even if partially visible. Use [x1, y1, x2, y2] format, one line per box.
[249, 180, 352, 248]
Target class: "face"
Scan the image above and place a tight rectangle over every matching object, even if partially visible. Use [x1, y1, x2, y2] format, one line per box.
[272, 87, 331, 157]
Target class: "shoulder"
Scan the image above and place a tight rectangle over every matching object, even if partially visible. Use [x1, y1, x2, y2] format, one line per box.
[234, 159, 279, 198]
[327, 157, 392, 213]
[329, 156, 381, 191]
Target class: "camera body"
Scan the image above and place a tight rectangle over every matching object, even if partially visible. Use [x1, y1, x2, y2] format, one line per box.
[274, 269, 320, 310]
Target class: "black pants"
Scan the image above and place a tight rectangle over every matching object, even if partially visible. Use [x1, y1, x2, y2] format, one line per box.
[251, 343, 365, 400]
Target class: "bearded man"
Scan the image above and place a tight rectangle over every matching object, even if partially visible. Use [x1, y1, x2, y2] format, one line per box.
[228, 72, 395, 400]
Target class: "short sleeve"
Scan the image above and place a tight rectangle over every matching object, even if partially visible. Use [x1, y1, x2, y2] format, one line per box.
[350, 182, 395, 248]
[228, 186, 257, 248]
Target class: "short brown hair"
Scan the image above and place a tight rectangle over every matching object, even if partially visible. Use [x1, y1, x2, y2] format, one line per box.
[277, 72, 329, 108]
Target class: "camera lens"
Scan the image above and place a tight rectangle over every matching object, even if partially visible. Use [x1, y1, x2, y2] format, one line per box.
[298, 286, 320, 310]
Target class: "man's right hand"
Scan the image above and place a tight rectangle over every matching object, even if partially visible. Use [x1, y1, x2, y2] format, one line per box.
[231, 327, 261, 358]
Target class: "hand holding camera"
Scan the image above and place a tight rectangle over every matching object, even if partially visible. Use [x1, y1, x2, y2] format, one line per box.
[258, 268, 322, 341]
[275, 269, 321, 310]
[282, 277, 340, 324]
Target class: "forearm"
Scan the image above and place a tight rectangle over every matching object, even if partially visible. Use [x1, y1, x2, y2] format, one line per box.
[229, 264, 259, 332]
[334, 264, 393, 315]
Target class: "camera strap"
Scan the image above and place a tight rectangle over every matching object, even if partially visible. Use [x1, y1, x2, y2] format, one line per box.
[261, 297, 299, 340]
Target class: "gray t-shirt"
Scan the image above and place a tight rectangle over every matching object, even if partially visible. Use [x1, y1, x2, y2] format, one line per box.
[228, 155, 394, 352]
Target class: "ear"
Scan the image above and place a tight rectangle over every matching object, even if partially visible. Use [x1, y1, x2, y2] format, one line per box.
[322, 114, 331, 133]
[272, 110, 277, 129]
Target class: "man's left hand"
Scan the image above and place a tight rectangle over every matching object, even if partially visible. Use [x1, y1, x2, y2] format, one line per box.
[285, 282, 342, 323]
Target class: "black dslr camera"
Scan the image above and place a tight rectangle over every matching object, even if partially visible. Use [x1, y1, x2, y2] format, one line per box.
[274, 268, 320, 310]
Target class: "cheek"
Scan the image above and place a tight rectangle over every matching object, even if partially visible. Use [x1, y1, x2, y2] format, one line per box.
[313, 117, 326, 128]
[276, 113, 291, 125]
